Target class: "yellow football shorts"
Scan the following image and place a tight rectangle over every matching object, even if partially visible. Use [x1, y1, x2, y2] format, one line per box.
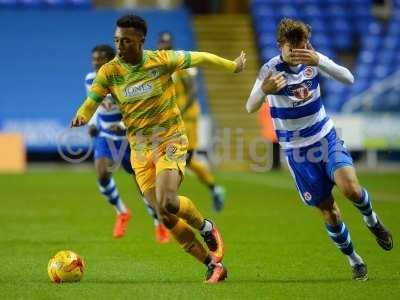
[130, 135, 189, 193]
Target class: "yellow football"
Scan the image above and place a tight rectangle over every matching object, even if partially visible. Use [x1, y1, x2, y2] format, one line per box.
[48, 250, 85, 283]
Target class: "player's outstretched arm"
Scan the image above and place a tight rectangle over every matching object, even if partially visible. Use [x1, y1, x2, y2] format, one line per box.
[190, 51, 246, 73]
[71, 98, 100, 127]
[72, 66, 109, 128]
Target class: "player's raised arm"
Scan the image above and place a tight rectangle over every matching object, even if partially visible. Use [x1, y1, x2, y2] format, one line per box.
[71, 69, 109, 127]
[291, 45, 354, 85]
[316, 52, 354, 84]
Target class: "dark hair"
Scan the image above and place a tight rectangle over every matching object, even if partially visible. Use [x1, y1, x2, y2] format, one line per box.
[117, 15, 147, 37]
[92, 44, 115, 60]
[277, 18, 311, 45]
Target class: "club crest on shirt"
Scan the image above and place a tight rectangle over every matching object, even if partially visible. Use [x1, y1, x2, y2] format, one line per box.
[290, 83, 312, 102]
[148, 68, 160, 78]
[304, 67, 314, 79]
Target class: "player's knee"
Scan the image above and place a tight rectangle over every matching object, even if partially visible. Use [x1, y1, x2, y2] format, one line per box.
[342, 182, 361, 201]
[158, 213, 175, 229]
[326, 207, 341, 225]
[157, 189, 179, 214]
[97, 171, 110, 182]
[96, 164, 110, 181]
[318, 200, 341, 225]
[320, 208, 340, 225]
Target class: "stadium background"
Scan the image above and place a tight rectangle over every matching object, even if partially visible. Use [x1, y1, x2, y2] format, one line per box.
[1, 0, 399, 299]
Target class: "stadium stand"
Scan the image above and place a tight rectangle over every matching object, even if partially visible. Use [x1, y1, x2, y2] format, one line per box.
[0, 0, 91, 7]
[0, 8, 201, 152]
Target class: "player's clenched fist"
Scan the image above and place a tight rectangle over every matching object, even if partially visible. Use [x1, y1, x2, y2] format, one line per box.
[70, 115, 87, 127]
[261, 71, 287, 94]
[234, 50, 247, 73]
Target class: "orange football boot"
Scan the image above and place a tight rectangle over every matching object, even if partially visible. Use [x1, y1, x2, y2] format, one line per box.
[155, 223, 170, 244]
[113, 209, 132, 238]
[205, 263, 228, 284]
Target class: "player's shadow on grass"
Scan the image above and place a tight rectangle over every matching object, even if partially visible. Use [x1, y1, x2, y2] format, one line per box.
[43, 277, 399, 285]
[225, 277, 400, 284]
[79, 279, 202, 284]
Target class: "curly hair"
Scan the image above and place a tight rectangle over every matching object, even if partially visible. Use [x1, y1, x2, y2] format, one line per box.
[276, 18, 311, 46]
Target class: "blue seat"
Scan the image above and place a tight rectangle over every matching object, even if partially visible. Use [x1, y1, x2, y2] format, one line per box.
[325, 0, 348, 5]
[351, 81, 369, 95]
[329, 18, 352, 33]
[349, 4, 372, 18]
[258, 35, 277, 48]
[0, 0, 17, 4]
[261, 48, 279, 62]
[67, 0, 91, 6]
[17, 0, 43, 5]
[325, 4, 348, 18]
[318, 48, 335, 60]
[312, 32, 331, 46]
[308, 19, 327, 33]
[351, 0, 372, 4]
[254, 7, 276, 19]
[42, 0, 67, 6]
[355, 18, 372, 33]
[377, 50, 396, 63]
[372, 65, 391, 80]
[358, 50, 376, 64]
[303, 5, 324, 19]
[323, 95, 344, 113]
[383, 36, 400, 49]
[368, 21, 384, 35]
[362, 35, 380, 49]
[279, 5, 299, 19]
[255, 18, 277, 34]
[355, 64, 373, 79]
[332, 35, 352, 50]
[251, 0, 274, 7]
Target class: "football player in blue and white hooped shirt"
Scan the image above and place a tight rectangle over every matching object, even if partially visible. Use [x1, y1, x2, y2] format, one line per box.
[246, 18, 393, 280]
[86, 45, 170, 243]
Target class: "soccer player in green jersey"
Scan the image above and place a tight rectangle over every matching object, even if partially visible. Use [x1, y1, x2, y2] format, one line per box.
[71, 15, 246, 283]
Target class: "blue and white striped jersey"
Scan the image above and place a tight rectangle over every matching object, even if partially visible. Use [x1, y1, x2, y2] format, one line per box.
[256, 54, 334, 149]
[85, 72, 127, 141]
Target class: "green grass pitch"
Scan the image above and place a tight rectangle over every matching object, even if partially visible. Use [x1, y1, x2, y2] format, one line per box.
[0, 169, 399, 299]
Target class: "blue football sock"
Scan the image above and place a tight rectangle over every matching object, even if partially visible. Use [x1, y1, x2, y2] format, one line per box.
[142, 197, 159, 225]
[354, 188, 378, 227]
[98, 177, 127, 214]
[326, 222, 364, 266]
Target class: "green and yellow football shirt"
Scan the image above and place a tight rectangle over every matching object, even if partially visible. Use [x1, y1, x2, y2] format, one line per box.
[76, 50, 236, 148]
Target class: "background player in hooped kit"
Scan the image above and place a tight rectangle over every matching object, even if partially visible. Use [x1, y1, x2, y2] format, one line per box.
[71, 15, 246, 283]
[157, 31, 226, 212]
[246, 18, 393, 281]
[85, 44, 170, 243]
